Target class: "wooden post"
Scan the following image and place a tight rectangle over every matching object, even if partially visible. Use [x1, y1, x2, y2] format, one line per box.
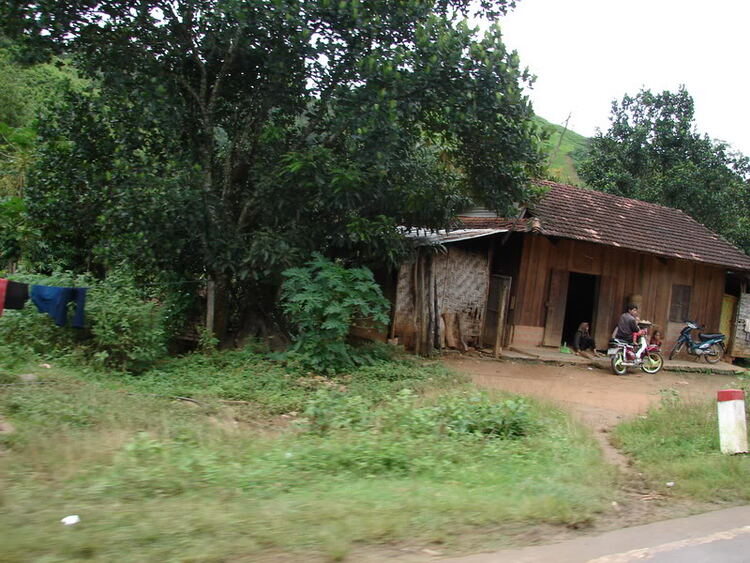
[413, 252, 436, 357]
[421, 253, 434, 357]
[414, 254, 425, 356]
[206, 280, 216, 335]
[494, 278, 511, 358]
[480, 241, 494, 344]
[430, 255, 438, 353]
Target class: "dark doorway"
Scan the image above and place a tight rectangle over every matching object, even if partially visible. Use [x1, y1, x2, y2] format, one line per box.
[561, 273, 598, 347]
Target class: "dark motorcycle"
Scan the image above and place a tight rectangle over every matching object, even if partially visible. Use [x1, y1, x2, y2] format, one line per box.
[669, 321, 725, 364]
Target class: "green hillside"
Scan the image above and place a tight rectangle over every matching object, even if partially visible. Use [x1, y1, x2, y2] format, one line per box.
[534, 116, 590, 185]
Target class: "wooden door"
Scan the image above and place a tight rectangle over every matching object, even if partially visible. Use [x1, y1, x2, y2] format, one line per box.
[542, 269, 569, 347]
[593, 276, 614, 350]
[482, 275, 512, 354]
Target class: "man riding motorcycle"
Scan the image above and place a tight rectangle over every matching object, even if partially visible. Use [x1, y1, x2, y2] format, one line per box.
[614, 304, 647, 359]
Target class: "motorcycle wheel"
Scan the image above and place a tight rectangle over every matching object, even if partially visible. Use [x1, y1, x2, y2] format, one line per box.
[668, 342, 683, 360]
[611, 350, 628, 375]
[641, 351, 664, 374]
[704, 343, 724, 364]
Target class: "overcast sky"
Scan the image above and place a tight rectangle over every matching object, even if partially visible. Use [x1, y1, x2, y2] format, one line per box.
[496, 0, 750, 155]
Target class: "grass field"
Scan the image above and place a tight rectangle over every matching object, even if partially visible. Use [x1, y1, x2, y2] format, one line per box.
[613, 395, 750, 503]
[0, 348, 616, 562]
[534, 115, 590, 185]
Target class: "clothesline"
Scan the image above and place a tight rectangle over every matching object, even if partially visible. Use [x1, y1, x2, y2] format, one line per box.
[2, 279, 206, 288]
[0, 277, 215, 328]
[0, 279, 88, 328]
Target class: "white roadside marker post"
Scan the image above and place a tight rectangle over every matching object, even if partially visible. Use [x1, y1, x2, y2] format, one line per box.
[717, 389, 748, 454]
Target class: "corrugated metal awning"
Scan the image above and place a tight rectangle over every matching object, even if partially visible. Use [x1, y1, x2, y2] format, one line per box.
[400, 227, 508, 245]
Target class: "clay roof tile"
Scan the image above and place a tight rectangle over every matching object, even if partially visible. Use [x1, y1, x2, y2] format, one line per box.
[528, 180, 750, 271]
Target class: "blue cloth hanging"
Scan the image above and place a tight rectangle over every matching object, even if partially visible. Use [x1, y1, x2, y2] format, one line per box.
[30, 285, 87, 328]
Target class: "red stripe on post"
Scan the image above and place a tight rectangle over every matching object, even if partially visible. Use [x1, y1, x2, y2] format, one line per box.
[718, 389, 745, 402]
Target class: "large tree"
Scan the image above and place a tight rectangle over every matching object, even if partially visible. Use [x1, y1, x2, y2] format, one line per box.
[3, 0, 545, 338]
[579, 87, 750, 254]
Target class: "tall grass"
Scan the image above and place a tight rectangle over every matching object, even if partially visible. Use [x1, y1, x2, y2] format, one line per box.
[613, 399, 750, 502]
[0, 351, 616, 562]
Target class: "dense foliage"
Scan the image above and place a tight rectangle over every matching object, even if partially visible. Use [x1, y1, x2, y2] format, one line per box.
[579, 87, 750, 253]
[0, 46, 84, 265]
[281, 254, 390, 372]
[2, 0, 545, 341]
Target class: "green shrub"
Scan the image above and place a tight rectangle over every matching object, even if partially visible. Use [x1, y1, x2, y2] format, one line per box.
[85, 271, 166, 372]
[281, 254, 390, 373]
[300, 388, 532, 441]
[0, 274, 79, 358]
[430, 393, 532, 439]
[303, 390, 375, 434]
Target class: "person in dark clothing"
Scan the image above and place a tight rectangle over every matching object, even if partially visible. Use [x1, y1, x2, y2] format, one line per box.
[614, 304, 649, 360]
[614, 304, 640, 342]
[573, 322, 598, 357]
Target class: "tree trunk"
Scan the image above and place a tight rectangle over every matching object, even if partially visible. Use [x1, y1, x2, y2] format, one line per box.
[208, 272, 231, 347]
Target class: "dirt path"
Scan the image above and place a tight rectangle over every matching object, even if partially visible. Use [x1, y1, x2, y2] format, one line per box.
[447, 356, 739, 425]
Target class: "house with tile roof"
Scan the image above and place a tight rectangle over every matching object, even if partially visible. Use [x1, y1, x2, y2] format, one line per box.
[389, 180, 750, 359]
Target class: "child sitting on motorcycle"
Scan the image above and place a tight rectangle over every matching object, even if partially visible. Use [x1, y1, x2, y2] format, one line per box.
[650, 329, 663, 349]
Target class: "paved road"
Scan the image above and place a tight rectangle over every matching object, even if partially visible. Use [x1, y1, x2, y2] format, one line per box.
[441, 505, 750, 563]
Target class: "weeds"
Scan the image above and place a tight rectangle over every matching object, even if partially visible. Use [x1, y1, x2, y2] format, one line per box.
[0, 269, 168, 373]
[658, 387, 681, 407]
[613, 398, 750, 501]
[302, 388, 532, 441]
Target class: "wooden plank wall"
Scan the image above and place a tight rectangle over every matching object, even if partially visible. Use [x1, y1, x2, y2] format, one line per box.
[512, 234, 726, 349]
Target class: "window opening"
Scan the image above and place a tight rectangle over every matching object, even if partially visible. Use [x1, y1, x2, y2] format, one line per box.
[669, 285, 691, 322]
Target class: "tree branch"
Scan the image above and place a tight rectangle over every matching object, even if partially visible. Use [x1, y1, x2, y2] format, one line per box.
[208, 24, 244, 115]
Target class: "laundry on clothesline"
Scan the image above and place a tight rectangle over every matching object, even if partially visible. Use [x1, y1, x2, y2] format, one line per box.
[30, 285, 87, 328]
[0, 279, 29, 317]
[0, 279, 87, 328]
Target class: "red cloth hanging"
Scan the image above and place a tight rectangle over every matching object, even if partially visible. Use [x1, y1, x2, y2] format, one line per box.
[0, 279, 7, 317]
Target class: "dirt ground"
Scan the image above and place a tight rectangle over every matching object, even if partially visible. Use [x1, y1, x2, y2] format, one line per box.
[446, 356, 741, 431]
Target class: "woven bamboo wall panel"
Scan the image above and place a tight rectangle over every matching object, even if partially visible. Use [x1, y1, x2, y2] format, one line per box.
[391, 246, 489, 350]
[434, 247, 489, 344]
[393, 261, 417, 349]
